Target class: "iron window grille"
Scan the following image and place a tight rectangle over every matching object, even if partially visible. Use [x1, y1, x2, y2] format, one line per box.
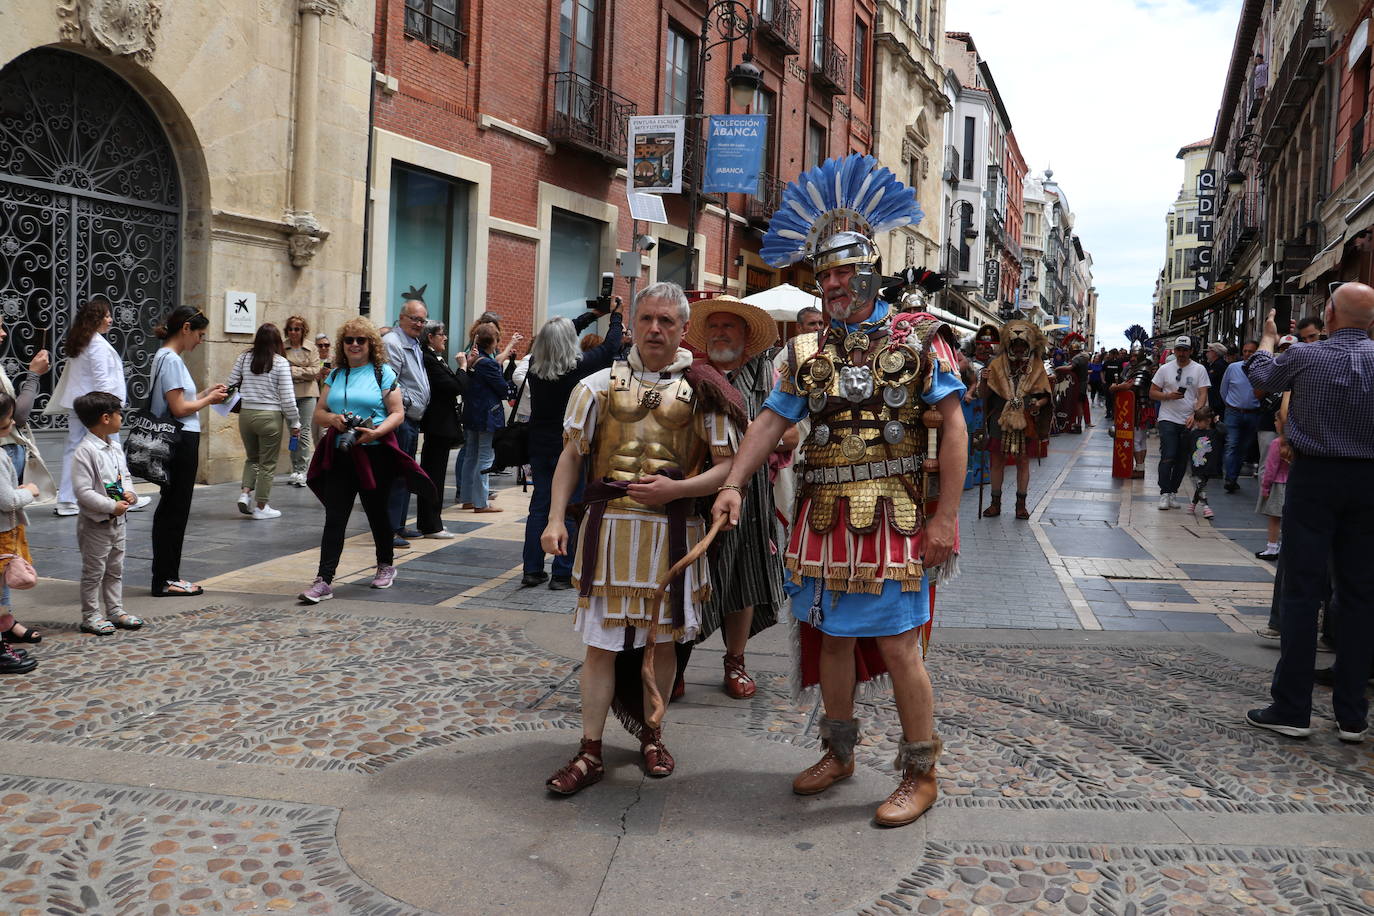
[404, 0, 466, 60]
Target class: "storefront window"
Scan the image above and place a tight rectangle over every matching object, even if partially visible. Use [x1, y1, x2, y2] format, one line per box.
[549, 209, 604, 321]
[387, 164, 470, 332]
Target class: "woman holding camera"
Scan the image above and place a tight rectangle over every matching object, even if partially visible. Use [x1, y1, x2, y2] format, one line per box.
[299, 317, 413, 603]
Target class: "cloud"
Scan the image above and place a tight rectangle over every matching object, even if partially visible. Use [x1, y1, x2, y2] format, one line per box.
[947, 0, 1242, 346]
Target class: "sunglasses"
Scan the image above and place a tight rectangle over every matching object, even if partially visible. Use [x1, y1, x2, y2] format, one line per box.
[342, 336, 369, 346]
[1329, 281, 1344, 298]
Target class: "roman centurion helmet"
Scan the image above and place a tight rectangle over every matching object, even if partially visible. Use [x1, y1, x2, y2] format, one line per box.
[760, 154, 922, 305]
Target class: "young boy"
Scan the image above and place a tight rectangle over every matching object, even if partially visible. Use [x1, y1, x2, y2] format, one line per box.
[1185, 406, 1226, 520]
[70, 392, 144, 635]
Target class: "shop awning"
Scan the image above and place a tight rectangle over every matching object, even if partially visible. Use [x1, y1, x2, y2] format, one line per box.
[1298, 234, 1345, 287]
[1171, 281, 1248, 321]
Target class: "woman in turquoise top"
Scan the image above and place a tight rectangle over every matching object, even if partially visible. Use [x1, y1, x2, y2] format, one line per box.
[299, 317, 406, 603]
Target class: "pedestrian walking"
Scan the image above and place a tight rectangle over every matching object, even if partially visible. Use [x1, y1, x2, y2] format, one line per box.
[1220, 340, 1260, 492]
[1254, 421, 1290, 561]
[298, 318, 429, 603]
[283, 316, 324, 488]
[0, 393, 41, 673]
[54, 297, 126, 516]
[1243, 284, 1374, 745]
[417, 320, 466, 539]
[1184, 406, 1224, 520]
[149, 306, 229, 597]
[382, 288, 432, 547]
[69, 391, 143, 636]
[1149, 336, 1210, 510]
[520, 302, 623, 589]
[459, 323, 507, 514]
[228, 323, 299, 520]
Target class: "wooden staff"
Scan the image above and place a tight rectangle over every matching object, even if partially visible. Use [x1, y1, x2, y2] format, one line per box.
[641, 513, 728, 731]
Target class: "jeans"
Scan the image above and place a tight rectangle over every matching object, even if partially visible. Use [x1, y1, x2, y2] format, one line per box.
[291, 396, 317, 474]
[1156, 420, 1189, 495]
[460, 429, 495, 509]
[417, 434, 456, 533]
[317, 445, 396, 582]
[1223, 409, 1260, 482]
[2, 443, 24, 482]
[151, 430, 199, 588]
[1191, 473, 1210, 506]
[387, 417, 420, 532]
[1270, 457, 1374, 726]
[523, 442, 581, 579]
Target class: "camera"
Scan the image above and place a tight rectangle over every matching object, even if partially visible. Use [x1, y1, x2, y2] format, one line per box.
[587, 271, 615, 314]
[334, 411, 374, 453]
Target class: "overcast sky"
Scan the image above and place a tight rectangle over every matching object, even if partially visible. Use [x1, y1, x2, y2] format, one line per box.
[945, 0, 1244, 347]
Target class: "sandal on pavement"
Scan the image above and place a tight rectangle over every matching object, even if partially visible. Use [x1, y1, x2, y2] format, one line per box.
[640, 728, 675, 778]
[2, 624, 41, 644]
[723, 653, 757, 699]
[546, 738, 604, 796]
[109, 612, 144, 630]
[472, 506, 503, 513]
[152, 580, 204, 598]
[80, 617, 115, 636]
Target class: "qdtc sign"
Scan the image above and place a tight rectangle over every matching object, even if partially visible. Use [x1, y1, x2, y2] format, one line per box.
[1195, 169, 1215, 293]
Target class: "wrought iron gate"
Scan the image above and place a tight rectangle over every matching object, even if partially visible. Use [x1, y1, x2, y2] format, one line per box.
[0, 48, 181, 428]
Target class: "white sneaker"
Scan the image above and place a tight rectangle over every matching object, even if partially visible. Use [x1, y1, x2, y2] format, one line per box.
[423, 529, 456, 539]
[1158, 495, 1171, 510]
[127, 495, 153, 511]
[251, 505, 282, 520]
[1167, 493, 1180, 509]
[237, 492, 253, 515]
[288, 472, 306, 487]
[54, 502, 78, 517]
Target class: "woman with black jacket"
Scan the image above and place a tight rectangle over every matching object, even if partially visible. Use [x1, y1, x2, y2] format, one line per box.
[418, 321, 467, 538]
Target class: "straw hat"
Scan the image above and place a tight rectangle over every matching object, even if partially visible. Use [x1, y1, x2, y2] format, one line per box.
[686, 295, 779, 362]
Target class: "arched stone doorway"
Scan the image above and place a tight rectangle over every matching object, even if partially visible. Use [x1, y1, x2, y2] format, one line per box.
[0, 47, 181, 427]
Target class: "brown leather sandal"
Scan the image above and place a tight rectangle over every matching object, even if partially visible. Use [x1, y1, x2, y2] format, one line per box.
[1014, 493, 1030, 520]
[546, 738, 604, 795]
[640, 728, 675, 777]
[982, 495, 1002, 518]
[723, 653, 757, 699]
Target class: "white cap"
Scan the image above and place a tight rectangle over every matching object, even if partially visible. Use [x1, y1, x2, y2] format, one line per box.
[1173, 335, 1194, 350]
[1277, 334, 1298, 348]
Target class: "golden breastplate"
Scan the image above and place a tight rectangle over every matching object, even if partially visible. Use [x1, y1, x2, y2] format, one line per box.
[591, 364, 706, 512]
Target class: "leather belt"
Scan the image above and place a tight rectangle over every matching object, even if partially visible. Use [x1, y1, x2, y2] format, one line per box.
[802, 455, 919, 485]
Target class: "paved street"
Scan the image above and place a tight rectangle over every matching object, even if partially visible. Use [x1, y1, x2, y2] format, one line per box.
[1, 427, 1371, 915]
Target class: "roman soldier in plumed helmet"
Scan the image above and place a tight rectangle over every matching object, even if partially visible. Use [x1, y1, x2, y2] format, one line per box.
[712, 153, 968, 828]
[1052, 331, 1092, 434]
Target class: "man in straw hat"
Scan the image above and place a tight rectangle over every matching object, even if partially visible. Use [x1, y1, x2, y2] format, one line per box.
[713, 153, 967, 827]
[684, 296, 790, 700]
[540, 282, 742, 796]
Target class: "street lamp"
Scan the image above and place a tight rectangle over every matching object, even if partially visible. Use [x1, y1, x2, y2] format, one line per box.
[685, 0, 755, 290]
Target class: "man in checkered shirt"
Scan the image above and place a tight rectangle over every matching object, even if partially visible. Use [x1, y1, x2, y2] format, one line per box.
[1242, 283, 1374, 745]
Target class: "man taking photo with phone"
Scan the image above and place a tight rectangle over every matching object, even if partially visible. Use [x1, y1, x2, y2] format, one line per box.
[1149, 335, 1210, 510]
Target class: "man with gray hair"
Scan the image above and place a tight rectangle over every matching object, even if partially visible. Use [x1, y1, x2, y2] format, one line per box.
[796, 306, 826, 333]
[382, 287, 432, 547]
[541, 281, 739, 795]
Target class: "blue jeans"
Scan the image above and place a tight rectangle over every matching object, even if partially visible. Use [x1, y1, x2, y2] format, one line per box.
[1223, 409, 1259, 482]
[461, 429, 495, 509]
[1156, 420, 1189, 495]
[2, 443, 24, 482]
[523, 442, 581, 578]
[387, 417, 420, 532]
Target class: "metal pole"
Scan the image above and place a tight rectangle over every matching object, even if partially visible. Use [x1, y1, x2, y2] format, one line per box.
[686, 18, 709, 292]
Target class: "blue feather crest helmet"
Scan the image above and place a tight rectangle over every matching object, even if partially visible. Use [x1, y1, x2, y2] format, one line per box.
[760, 153, 923, 274]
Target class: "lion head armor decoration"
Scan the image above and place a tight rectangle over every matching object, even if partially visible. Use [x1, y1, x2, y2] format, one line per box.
[998, 320, 1047, 361]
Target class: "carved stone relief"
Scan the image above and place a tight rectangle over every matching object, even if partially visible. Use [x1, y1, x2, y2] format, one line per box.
[57, 0, 163, 64]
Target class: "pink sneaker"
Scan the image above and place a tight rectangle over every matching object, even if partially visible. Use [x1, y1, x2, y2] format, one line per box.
[1186, 503, 1196, 515]
[299, 577, 333, 604]
[370, 564, 397, 589]
[1202, 506, 1215, 520]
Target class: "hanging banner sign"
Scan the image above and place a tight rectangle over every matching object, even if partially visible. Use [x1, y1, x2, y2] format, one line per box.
[1194, 168, 1216, 294]
[702, 114, 768, 194]
[983, 259, 1000, 301]
[628, 116, 685, 195]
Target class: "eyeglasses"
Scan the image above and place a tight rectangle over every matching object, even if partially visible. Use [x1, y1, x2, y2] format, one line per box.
[1329, 281, 1344, 298]
[342, 336, 369, 346]
[402, 314, 427, 324]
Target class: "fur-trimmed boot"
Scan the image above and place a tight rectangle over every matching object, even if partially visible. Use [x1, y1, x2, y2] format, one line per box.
[982, 492, 1002, 518]
[793, 717, 858, 796]
[874, 733, 942, 827]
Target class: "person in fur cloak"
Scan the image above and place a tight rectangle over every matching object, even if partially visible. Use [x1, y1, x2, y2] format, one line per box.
[978, 319, 1053, 520]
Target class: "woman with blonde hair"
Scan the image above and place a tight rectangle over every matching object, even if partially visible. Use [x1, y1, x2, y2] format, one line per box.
[283, 315, 324, 487]
[299, 317, 429, 602]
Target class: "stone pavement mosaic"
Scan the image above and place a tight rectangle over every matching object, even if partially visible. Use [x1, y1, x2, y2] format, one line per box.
[0, 775, 418, 915]
[857, 841, 1374, 916]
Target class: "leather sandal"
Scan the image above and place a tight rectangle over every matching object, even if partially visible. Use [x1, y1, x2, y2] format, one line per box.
[546, 738, 604, 796]
[640, 728, 675, 777]
[723, 653, 756, 699]
[982, 494, 1002, 518]
[1015, 493, 1030, 520]
[2, 624, 41, 644]
[109, 612, 144, 630]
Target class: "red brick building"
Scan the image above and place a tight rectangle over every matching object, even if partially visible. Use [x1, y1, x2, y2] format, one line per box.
[367, 0, 878, 340]
[1000, 129, 1027, 306]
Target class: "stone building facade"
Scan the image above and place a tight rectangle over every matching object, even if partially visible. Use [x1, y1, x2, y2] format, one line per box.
[0, 0, 374, 481]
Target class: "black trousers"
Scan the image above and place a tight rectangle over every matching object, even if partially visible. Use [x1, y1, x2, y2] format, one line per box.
[150, 430, 199, 587]
[1271, 456, 1374, 726]
[316, 447, 397, 583]
[417, 434, 456, 534]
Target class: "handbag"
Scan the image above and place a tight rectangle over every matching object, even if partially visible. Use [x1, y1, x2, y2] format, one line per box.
[487, 373, 529, 474]
[124, 351, 182, 487]
[0, 553, 37, 590]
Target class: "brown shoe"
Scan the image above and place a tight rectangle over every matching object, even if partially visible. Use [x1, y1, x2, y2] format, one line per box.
[981, 495, 1001, 518]
[874, 735, 942, 827]
[546, 738, 604, 796]
[792, 750, 855, 795]
[641, 727, 675, 777]
[723, 653, 756, 699]
[1015, 493, 1030, 520]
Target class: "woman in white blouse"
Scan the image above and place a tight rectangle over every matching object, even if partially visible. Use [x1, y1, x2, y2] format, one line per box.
[54, 297, 127, 516]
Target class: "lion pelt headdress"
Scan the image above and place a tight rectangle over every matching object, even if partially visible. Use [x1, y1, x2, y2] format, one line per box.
[997, 320, 1048, 361]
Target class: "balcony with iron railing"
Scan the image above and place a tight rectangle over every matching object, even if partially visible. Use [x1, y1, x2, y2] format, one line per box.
[548, 72, 637, 164]
[746, 171, 785, 224]
[1215, 191, 1262, 277]
[810, 35, 849, 94]
[943, 145, 960, 184]
[1258, 0, 1326, 163]
[755, 0, 801, 55]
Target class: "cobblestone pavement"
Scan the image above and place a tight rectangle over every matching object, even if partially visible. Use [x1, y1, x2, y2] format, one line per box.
[0, 430, 1363, 914]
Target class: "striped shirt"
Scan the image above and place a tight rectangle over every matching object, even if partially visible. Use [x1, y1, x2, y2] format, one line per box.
[227, 352, 300, 426]
[1243, 328, 1374, 459]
